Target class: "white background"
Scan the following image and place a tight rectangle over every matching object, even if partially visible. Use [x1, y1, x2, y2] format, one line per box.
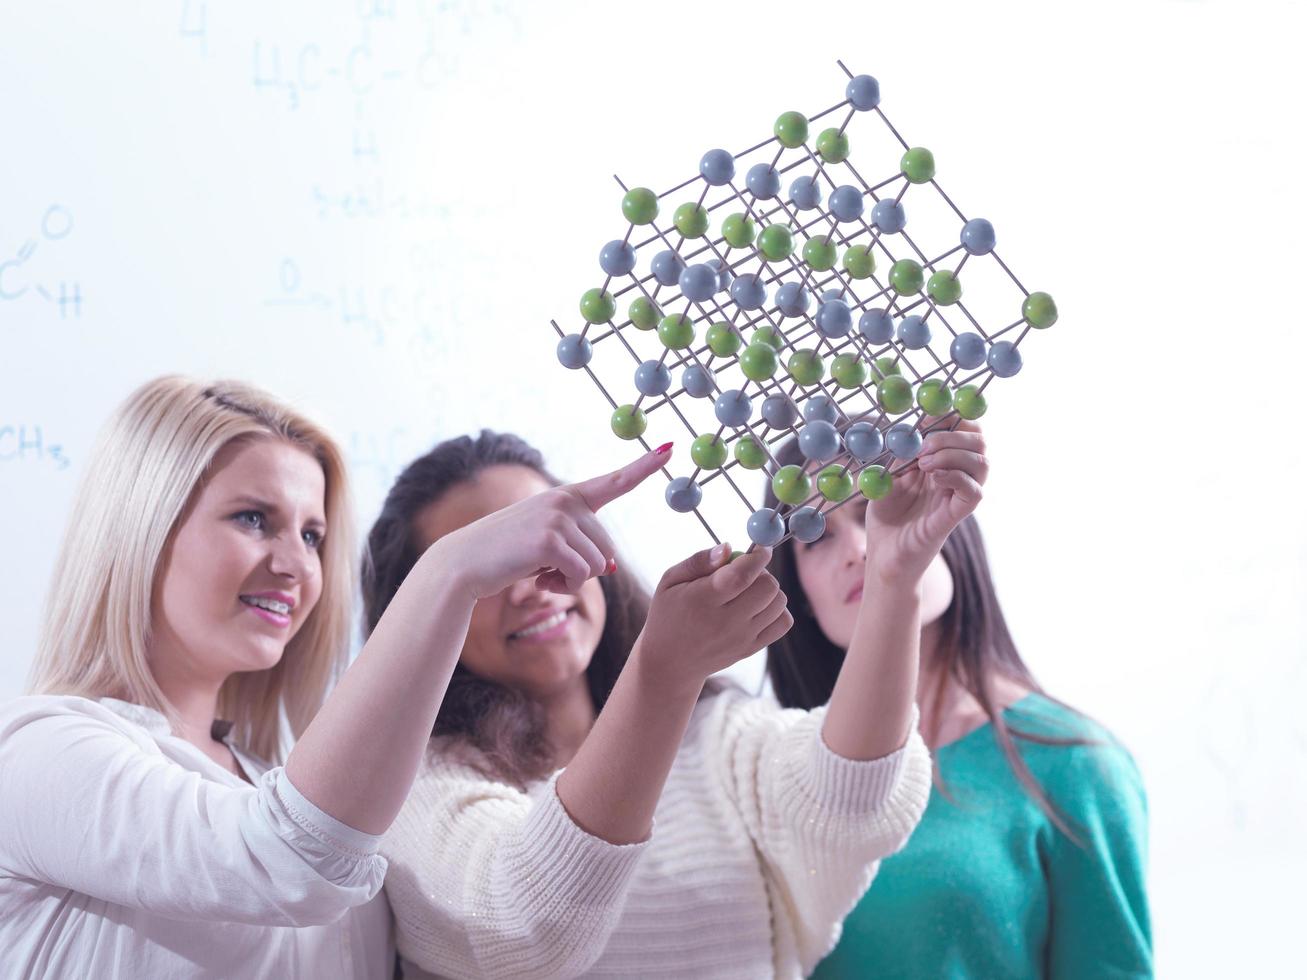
[1, 1, 1303, 975]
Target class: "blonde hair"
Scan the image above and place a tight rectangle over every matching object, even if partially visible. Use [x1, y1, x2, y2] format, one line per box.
[28, 376, 356, 763]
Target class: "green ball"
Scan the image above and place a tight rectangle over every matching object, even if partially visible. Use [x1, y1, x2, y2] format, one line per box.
[580, 288, 616, 324]
[787, 349, 825, 385]
[734, 437, 767, 470]
[803, 237, 838, 271]
[657, 313, 695, 350]
[858, 464, 893, 500]
[889, 259, 924, 295]
[622, 187, 659, 225]
[831, 353, 868, 389]
[878, 375, 913, 414]
[817, 464, 855, 502]
[870, 356, 903, 381]
[774, 110, 809, 149]
[673, 202, 710, 238]
[739, 342, 779, 382]
[900, 147, 936, 184]
[954, 384, 988, 420]
[758, 224, 795, 262]
[927, 270, 962, 305]
[722, 212, 757, 248]
[706, 321, 742, 357]
[611, 405, 647, 440]
[629, 296, 661, 330]
[752, 325, 784, 351]
[816, 127, 850, 163]
[917, 379, 954, 416]
[1023, 291, 1058, 329]
[772, 465, 812, 506]
[690, 433, 728, 470]
[843, 245, 875, 279]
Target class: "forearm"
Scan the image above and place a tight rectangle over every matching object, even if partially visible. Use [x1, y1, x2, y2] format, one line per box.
[822, 577, 921, 760]
[286, 541, 474, 834]
[556, 641, 703, 844]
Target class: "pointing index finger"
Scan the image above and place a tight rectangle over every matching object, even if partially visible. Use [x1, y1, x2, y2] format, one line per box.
[570, 443, 673, 512]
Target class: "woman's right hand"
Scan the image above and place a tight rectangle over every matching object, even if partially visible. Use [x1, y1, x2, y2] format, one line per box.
[633, 546, 793, 687]
[430, 444, 671, 601]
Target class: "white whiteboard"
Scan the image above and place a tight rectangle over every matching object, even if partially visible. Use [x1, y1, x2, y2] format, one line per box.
[2, 2, 1304, 975]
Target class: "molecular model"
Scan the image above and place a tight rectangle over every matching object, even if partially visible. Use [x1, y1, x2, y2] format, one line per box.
[551, 61, 1058, 549]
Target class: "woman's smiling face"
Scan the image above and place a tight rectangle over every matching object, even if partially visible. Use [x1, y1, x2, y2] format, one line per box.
[150, 436, 327, 684]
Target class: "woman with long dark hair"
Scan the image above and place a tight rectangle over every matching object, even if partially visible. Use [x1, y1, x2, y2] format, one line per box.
[361, 427, 988, 979]
[765, 422, 1152, 979]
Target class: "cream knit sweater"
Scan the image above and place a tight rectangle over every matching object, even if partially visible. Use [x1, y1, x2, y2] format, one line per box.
[383, 687, 932, 980]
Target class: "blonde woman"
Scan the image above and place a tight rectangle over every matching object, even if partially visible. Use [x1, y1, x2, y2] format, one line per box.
[0, 376, 663, 978]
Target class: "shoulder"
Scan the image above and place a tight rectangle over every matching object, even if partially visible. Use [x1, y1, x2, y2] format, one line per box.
[0, 694, 155, 748]
[1009, 694, 1147, 824]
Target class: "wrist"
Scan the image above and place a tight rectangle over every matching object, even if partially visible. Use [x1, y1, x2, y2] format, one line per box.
[418, 534, 481, 608]
[628, 636, 708, 701]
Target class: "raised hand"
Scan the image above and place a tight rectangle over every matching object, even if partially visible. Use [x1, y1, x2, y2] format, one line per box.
[434, 444, 671, 600]
[864, 421, 989, 584]
[635, 545, 794, 685]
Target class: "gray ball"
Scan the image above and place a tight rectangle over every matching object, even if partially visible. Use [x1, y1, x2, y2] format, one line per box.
[699, 148, 735, 186]
[599, 239, 636, 276]
[960, 218, 996, 256]
[651, 249, 686, 287]
[665, 476, 703, 513]
[802, 393, 839, 424]
[789, 175, 822, 210]
[775, 281, 812, 318]
[730, 273, 768, 310]
[816, 298, 853, 337]
[714, 388, 754, 426]
[712, 261, 734, 293]
[886, 423, 922, 460]
[747, 508, 786, 547]
[634, 359, 672, 396]
[746, 163, 781, 199]
[871, 199, 906, 234]
[761, 394, 798, 429]
[846, 74, 881, 111]
[556, 334, 593, 370]
[844, 421, 884, 461]
[897, 315, 931, 350]
[950, 332, 988, 369]
[988, 341, 1023, 377]
[798, 420, 842, 462]
[828, 185, 865, 222]
[679, 263, 718, 302]
[788, 506, 827, 544]
[682, 364, 714, 398]
[860, 308, 895, 344]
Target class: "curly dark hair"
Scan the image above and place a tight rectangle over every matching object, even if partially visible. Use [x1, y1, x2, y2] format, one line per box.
[361, 430, 650, 787]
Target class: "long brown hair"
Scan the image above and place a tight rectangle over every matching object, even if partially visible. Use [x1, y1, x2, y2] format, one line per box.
[361, 430, 650, 787]
[762, 431, 1090, 837]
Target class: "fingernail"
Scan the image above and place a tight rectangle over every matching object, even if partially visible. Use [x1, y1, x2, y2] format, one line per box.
[603, 558, 618, 575]
[712, 542, 730, 562]
[654, 442, 673, 455]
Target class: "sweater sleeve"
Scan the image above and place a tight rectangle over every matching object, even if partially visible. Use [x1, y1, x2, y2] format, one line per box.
[0, 696, 385, 926]
[1042, 740, 1153, 979]
[382, 751, 648, 980]
[710, 693, 933, 975]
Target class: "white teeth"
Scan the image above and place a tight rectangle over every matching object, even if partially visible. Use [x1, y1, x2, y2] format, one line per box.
[241, 596, 290, 615]
[511, 610, 569, 640]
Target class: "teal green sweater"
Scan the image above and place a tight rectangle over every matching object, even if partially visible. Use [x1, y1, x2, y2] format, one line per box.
[812, 693, 1151, 979]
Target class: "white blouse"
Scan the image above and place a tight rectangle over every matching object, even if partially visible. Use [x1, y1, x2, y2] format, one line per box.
[0, 695, 393, 979]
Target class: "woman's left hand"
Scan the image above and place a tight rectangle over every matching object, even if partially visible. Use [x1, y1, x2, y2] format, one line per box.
[864, 420, 988, 584]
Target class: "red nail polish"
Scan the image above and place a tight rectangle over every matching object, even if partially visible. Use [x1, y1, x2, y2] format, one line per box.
[654, 442, 673, 455]
[604, 558, 618, 575]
